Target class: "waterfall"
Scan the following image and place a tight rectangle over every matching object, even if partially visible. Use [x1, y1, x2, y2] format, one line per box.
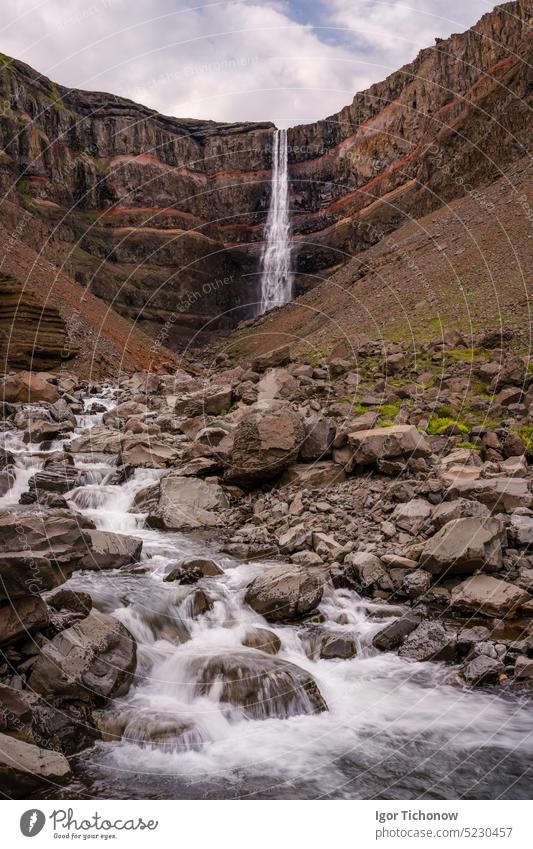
[259, 128, 292, 313]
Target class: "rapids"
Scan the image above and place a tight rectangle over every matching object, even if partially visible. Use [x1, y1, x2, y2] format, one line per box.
[1, 390, 532, 799]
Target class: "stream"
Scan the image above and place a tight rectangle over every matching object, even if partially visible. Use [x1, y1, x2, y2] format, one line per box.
[2, 389, 532, 799]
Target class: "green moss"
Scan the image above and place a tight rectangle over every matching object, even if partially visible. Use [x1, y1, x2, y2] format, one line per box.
[378, 402, 401, 419]
[49, 82, 65, 109]
[426, 416, 469, 436]
[516, 425, 533, 451]
[337, 397, 367, 415]
[458, 441, 481, 451]
[378, 419, 395, 428]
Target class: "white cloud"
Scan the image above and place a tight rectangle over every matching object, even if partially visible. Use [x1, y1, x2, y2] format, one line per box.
[0, 0, 495, 125]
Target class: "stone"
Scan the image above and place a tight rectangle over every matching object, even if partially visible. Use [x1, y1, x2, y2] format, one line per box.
[70, 425, 123, 454]
[491, 355, 526, 391]
[509, 513, 533, 547]
[0, 596, 49, 646]
[1, 371, 59, 404]
[447, 478, 532, 512]
[300, 417, 336, 460]
[312, 532, 343, 561]
[0, 507, 94, 601]
[179, 557, 223, 577]
[175, 384, 233, 416]
[392, 499, 432, 533]
[192, 652, 326, 719]
[29, 613, 136, 703]
[256, 369, 298, 402]
[79, 529, 143, 570]
[224, 403, 305, 487]
[372, 614, 421, 650]
[251, 345, 291, 372]
[398, 621, 457, 662]
[402, 570, 432, 598]
[46, 589, 92, 615]
[514, 656, 533, 679]
[451, 575, 530, 618]
[241, 627, 281, 655]
[462, 655, 504, 686]
[244, 566, 323, 621]
[0, 732, 70, 797]
[147, 475, 228, 530]
[344, 551, 386, 588]
[119, 436, 179, 468]
[318, 632, 358, 660]
[346, 425, 432, 469]
[420, 518, 504, 576]
[431, 498, 490, 529]
[278, 523, 312, 554]
[279, 461, 346, 489]
[23, 418, 63, 444]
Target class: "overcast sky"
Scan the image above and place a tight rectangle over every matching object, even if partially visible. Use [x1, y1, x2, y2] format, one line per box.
[1, 1, 498, 126]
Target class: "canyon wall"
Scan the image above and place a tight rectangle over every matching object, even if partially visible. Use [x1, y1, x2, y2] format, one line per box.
[0, 0, 531, 351]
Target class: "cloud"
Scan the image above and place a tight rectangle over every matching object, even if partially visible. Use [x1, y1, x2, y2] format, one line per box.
[0, 0, 496, 125]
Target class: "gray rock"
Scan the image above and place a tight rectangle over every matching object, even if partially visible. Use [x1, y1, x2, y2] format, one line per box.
[80, 529, 143, 570]
[245, 566, 323, 621]
[347, 425, 432, 469]
[147, 475, 229, 530]
[431, 498, 490, 530]
[0, 732, 70, 797]
[420, 517, 503, 576]
[398, 621, 457, 662]
[451, 575, 530, 618]
[462, 655, 503, 686]
[373, 614, 421, 650]
[447, 477, 532, 512]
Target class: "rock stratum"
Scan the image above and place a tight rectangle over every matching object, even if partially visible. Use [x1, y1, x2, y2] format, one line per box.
[0, 1, 531, 373]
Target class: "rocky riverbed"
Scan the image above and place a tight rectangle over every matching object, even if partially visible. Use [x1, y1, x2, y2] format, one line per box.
[1, 330, 533, 799]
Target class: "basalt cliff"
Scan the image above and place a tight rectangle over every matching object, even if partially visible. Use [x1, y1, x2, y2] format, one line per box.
[0, 0, 531, 372]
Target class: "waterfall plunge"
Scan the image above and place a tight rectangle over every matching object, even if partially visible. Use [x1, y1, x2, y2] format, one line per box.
[259, 128, 292, 313]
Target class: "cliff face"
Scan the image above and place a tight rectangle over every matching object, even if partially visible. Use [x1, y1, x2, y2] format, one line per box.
[0, 0, 531, 352]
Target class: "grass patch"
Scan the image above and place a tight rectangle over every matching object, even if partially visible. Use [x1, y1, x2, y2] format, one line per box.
[516, 425, 533, 452]
[378, 402, 401, 419]
[426, 416, 469, 436]
[458, 441, 481, 451]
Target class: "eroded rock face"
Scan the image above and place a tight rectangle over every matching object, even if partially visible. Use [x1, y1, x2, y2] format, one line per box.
[225, 404, 305, 487]
[191, 652, 327, 719]
[245, 566, 323, 621]
[420, 518, 504, 576]
[29, 613, 137, 703]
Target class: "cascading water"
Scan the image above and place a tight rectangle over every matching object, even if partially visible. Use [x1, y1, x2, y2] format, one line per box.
[259, 128, 293, 313]
[2, 392, 533, 799]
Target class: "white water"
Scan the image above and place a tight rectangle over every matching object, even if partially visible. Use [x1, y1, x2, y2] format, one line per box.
[2, 394, 533, 799]
[259, 128, 293, 313]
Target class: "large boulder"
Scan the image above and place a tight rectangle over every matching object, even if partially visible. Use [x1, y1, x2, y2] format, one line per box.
[0, 732, 70, 797]
[420, 517, 504, 576]
[256, 369, 299, 402]
[450, 575, 530, 618]
[29, 612, 136, 704]
[191, 652, 326, 719]
[251, 344, 291, 372]
[79, 529, 143, 570]
[1, 371, 59, 404]
[70, 425, 123, 454]
[392, 499, 432, 533]
[147, 474, 228, 530]
[119, 436, 179, 468]
[279, 461, 346, 489]
[245, 565, 323, 621]
[431, 498, 490, 530]
[300, 417, 336, 460]
[224, 402, 305, 487]
[447, 478, 532, 513]
[346, 425, 432, 469]
[0, 507, 94, 600]
[508, 512, 533, 547]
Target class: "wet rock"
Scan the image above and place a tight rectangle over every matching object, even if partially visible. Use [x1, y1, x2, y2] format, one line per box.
[346, 425, 432, 469]
[0, 732, 70, 797]
[147, 475, 229, 531]
[183, 588, 214, 618]
[462, 655, 504, 686]
[29, 612, 137, 704]
[164, 564, 203, 584]
[245, 565, 323, 621]
[242, 627, 281, 655]
[457, 626, 491, 653]
[420, 517, 504, 576]
[514, 656, 533, 679]
[23, 419, 63, 443]
[372, 613, 421, 650]
[46, 589, 92, 615]
[0, 507, 94, 600]
[450, 575, 530, 618]
[70, 425, 123, 454]
[0, 596, 49, 646]
[398, 621, 457, 662]
[80, 529, 143, 570]
[119, 436, 179, 468]
[343, 551, 387, 589]
[192, 652, 326, 719]
[224, 402, 305, 487]
[180, 557, 223, 577]
[318, 632, 358, 660]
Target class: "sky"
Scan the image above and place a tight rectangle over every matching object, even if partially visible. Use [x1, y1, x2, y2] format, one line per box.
[0, 0, 497, 126]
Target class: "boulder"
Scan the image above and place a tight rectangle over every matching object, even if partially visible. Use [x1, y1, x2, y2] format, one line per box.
[0, 733, 70, 797]
[392, 499, 432, 533]
[279, 461, 346, 489]
[1, 371, 59, 404]
[79, 529, 143, 570]
[46, 589, 92, 615]
[119, 436, 179, 468]
[147, 475, 228, 530]
[346, 425, 432, 469]
[398, 621, 457, 662]
[450, 575, 530, 618]
[420, 518, 504, 576]
[70, 425, 123, 454]
[224, 403, 305, 487]
[0, 596, 49, 646]
[192, 652, 326, 719]
[509, 513, 533, 547]
[344, 551, 386, 589]
[102, 400, 148, 427]
[241, 627, 281, 655]
[256, 369, 299, 402]
[278, 523, 312, 554]
[372, 614, 421, 650]
[447, 478, 532, 513]
[251, 345, 291, 372]
[462, 655, 504, 686]
[0, 507, 94, 600]
[431, 498, 490, 530]
[29, 612, 136, 703]
[300, 417, 336, 460]
[175, 384, 232, 416]
[245, 566, 323, 621]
